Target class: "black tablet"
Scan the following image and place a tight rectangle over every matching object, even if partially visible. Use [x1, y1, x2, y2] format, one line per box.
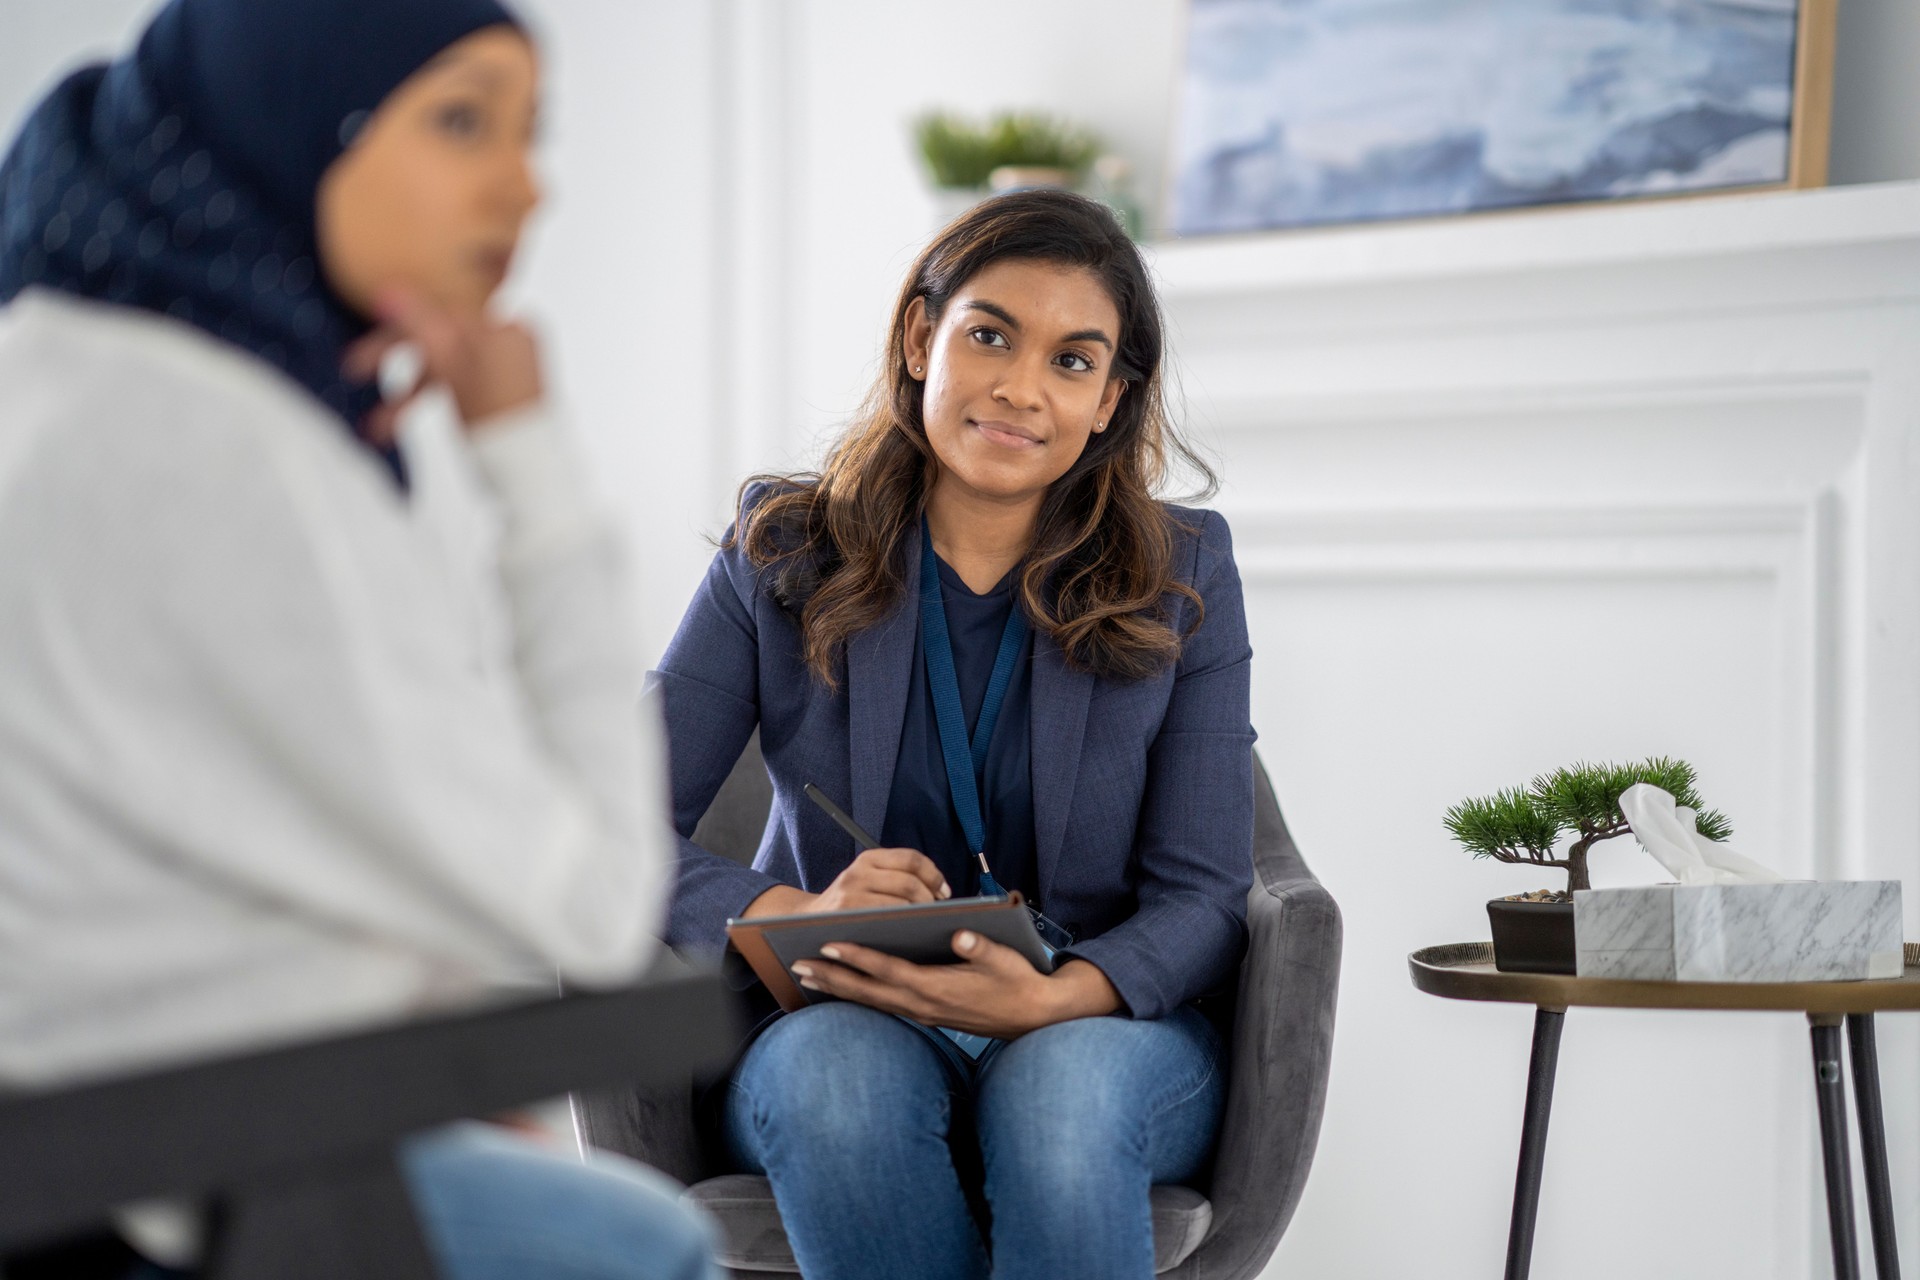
[726, 893, 1054, 1011]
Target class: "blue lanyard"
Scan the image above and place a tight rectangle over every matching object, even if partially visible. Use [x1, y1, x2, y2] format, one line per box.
[918, 523, 1028, 871]
[918, 524, 1033, 1063]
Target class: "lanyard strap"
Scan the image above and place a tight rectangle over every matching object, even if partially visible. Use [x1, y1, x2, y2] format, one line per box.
[919, 525, 1028, 858]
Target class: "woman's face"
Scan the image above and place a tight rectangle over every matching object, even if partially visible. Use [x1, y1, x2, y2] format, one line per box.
[905, 258, 1128, 510]
[316, 26, 540, 317]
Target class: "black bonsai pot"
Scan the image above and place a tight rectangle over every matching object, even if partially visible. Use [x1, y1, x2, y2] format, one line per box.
[1487, 898, 1576, 974]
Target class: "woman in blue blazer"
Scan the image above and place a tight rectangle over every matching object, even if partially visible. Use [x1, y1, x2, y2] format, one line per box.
[654, 190, 1254, 1280]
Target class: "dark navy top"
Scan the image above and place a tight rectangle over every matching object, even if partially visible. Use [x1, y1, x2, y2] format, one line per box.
[880, 552, 1037, 905]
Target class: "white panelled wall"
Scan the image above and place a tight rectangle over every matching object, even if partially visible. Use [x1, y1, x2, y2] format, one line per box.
[1151, 182, 1920, 1279]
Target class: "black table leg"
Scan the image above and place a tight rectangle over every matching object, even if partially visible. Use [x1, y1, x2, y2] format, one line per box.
[1810, 1015, 1862, 1280]
[1505, 1005, 1565, 1280]
[1846, 1013, 1900, 1280]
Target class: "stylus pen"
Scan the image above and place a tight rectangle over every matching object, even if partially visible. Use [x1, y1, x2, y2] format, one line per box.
[804, 782, 880, 851]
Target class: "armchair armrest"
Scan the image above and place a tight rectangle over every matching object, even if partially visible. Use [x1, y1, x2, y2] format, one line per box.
[0, 966, 739, 1253]
[1170, 757, 1343, 1280]
[1192, 874, 1341, 1279]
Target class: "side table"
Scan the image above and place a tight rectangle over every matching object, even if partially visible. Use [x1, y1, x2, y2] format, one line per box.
[1409, 940, 1920, 1280]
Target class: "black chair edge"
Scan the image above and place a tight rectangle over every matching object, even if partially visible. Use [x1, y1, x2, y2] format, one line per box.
[0, 964, 740, 1271]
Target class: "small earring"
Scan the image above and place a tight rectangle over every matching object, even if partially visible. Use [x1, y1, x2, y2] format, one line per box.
[1095, 421, 1105, 431]
[913, 365, 923, 375]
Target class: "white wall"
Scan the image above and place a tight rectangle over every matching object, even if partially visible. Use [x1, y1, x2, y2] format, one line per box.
[509, 0, 727, 658]
[0, 0, 152, 129]
[1149, 185, 1920, 1278]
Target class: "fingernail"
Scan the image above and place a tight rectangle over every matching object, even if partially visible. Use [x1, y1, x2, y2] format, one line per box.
[938, 883, 952, 899]
[791, 963, 813, 979]
[799, 977, 821, 991]
[956, 931, 976, 952]
[819, 947, 841, 961]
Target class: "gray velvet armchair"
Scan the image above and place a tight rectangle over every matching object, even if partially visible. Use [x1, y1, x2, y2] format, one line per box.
[578, 737, 1341, 1279]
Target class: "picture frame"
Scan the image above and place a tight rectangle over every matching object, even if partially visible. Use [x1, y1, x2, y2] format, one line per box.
[1167, 0, 1837, 237]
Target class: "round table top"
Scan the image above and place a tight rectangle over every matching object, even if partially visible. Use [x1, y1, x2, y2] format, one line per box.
[1409, 942, 1920, 1013]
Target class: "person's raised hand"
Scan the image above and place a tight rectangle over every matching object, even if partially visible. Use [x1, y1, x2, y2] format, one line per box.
[806, 847, 951, 913]
[341, 285, 544, 443]
[740, 847, 952, 921]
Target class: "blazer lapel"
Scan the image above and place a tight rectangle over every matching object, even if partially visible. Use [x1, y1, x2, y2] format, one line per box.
[846, 525, 921, 842]
[1030, 627, 1093, 901]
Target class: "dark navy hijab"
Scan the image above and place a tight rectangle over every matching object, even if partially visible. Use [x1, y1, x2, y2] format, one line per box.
[0, 0, 523, 487]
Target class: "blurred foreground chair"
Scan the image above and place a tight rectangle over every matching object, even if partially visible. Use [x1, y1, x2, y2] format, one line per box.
[0, 969, 736, 1280]
[578, 737, 1342, 1279]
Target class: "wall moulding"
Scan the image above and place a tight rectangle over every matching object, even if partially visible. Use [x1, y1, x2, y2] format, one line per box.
[1148, 180, 1920, 301]
[1151, 182, 1920, 358]
[1161, 181, 1920, 1279]
[1194, 375, 1871, 435]
[1228, 500, 1811, 584]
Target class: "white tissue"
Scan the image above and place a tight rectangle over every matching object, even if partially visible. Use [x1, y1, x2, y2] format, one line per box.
[1617, 783, 1785, 886]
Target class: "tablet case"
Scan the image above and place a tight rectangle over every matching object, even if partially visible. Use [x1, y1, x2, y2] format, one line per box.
[726, 893, 1054, 1013]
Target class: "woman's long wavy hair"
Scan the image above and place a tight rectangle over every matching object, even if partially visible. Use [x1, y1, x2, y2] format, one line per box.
[731, 188, 1215, 689]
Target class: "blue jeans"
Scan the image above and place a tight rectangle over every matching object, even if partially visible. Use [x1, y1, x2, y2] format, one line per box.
[722, 1003, 1224, 1280]
[402, 1123, 719, 1280]
[130, 1122, 719, 1280]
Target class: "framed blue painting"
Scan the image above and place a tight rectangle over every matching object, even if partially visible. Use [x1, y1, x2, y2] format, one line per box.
[1169, 0, 1836, 235]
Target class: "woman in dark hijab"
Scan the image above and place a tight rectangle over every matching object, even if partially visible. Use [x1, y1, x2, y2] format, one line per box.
[0, 2, 714, 1278]
[0, 0, 495, 478]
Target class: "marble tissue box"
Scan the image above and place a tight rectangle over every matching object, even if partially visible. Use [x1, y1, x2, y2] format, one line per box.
[1573, 881, 1904, 982]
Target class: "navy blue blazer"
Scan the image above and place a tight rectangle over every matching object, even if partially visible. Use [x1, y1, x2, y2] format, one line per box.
[653, 492, 1256, 1021]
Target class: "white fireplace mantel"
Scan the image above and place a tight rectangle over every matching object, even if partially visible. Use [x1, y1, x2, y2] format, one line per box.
[1148, 179, 1920, 296]
[1143, 181, 1920, 1280]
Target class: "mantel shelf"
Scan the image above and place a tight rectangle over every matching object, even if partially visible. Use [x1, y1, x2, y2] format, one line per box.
[1144, 179, 1920, 299]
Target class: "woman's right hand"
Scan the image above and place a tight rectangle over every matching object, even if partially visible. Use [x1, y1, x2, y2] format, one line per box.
[341, 286, 545, 443]
[742, 848, 951, 919]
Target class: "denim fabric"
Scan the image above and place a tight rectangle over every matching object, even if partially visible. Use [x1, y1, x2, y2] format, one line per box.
[126, 1122, 721, 1280]
[655, 493, 1255, 1023]
[400, 1123, 720, 1280]
[720, 1003, 1223, 1280]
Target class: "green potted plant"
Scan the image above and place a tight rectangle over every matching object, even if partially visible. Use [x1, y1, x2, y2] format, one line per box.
[1444, 757, 1730, 974]
[913, 110, 1102, 221]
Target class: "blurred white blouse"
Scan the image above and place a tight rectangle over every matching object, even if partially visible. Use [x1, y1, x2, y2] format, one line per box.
[0, 289, 673, 1086]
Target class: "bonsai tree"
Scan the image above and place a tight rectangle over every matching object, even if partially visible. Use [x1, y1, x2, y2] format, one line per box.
[1444, 757, 1731, 896]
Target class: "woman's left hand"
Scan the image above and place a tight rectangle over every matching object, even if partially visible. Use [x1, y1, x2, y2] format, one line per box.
[791, 932, 1119, 1039]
